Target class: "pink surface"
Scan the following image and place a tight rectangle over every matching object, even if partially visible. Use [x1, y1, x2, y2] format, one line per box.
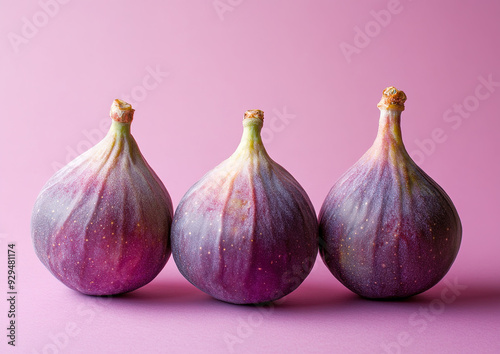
[1, 0, 499, 353]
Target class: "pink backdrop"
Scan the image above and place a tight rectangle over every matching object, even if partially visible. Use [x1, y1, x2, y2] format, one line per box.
[1, 0, 499, 353]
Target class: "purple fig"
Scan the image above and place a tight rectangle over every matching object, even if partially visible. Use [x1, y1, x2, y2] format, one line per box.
[171, 110, 318, 304]
[31, 100, 173, 295]
[319, 87, 462, 299]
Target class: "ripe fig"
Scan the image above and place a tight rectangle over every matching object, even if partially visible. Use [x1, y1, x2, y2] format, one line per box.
[171, 110, 318, 304]
[31, 100, 173, 295]
[319, 87, 462, 299]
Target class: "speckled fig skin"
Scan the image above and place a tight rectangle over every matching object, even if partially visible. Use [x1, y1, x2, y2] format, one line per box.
[319, 87, 462, 299]
[171, 110, 318, 304]
[31, 100, 173, 295]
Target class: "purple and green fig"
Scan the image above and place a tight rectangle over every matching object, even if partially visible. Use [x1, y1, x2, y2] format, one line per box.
[319, 87, 462, 299]
[31, 100, 173, 295]
[171, 110, 318, 304]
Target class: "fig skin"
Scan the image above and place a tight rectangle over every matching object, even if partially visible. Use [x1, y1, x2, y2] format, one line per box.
[319, 87, 462, 299]
[171, 110, 318, 305]
[31, 100, 173, 295]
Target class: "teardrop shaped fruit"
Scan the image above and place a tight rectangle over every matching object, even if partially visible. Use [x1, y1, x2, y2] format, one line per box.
[31, 99, 173, 295]
[171, 110, 318, 304]
[319, 87, 462, 299]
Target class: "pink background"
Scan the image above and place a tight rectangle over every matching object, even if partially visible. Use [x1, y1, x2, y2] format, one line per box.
[1, 0, 499, 353]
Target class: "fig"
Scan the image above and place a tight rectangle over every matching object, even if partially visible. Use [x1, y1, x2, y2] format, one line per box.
[319, 87, 462, 299]
[171, 110, 318, 304]
[31, 99, 173, 295]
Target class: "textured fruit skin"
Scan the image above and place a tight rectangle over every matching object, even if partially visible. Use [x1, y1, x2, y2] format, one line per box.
[32, 119, 173, 295]
[171, 114, 318, 304]
[319, 95, 462, 299]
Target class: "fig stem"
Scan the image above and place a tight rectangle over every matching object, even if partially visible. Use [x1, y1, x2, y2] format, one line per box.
[110, 99, 135, 123]
[377, 109, 403, 146]
[374, 87, 406, 148]
[236, 109, 267, 153]
[110, 120, 131, 134]
[244, 110, 264, 120]
[377, 86, 406, 111]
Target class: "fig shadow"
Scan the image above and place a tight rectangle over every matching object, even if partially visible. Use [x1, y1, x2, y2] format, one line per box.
[67, 276, 500, 312]
[111, 278, 212, 305]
